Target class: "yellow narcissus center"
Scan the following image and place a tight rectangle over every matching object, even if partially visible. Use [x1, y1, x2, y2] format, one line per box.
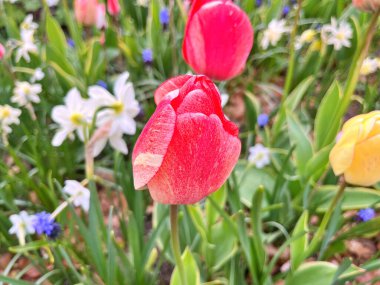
[69, 113, 84, 125]
[0, 107, 11, 119]
[111, 101, 124, 114]
[336, 32, 346, 40]
[22, 86, 31, 95]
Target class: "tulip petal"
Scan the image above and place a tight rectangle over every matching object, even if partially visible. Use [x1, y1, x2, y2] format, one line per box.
[344, 134, 380, 186]
[132, 102, 176, 189]
[147, 112, 241, 204]
[154, 75, 192, 105]
[183, 1, 253, 80]
[330, 127, 359, 175]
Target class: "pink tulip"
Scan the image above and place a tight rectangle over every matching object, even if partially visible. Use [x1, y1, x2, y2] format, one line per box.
[183, 0, 254, 81]
[107, 0, 120, 16]
[132, 75, 241, 204]
[74, 0, 98, 26]
[353, 0, 380, 11]
[0, 43, 5, 60]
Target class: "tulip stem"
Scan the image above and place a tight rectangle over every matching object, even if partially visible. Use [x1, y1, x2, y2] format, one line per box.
[305, 177, 346, 258]
[283, 0, 302, 97]
[170, 205, 187, 285]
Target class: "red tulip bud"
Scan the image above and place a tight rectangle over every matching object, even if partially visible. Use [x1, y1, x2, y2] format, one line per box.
[0, 43, 5, 60]
[132, 75, 241, 204]
[183, 0, 254, 81]
[107, 0, 121, 16]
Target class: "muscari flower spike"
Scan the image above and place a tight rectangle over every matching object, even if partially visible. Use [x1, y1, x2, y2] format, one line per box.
[282, 5, 291, 17]
[67, 38, 75, 48]
[159, 8, 170, 30]
[142, 48, 153, 66]
[357, 208, 375, 222]
[257, 113, 269, 128]
[96, 80, 107, 89]
[33, 211, 61, 239]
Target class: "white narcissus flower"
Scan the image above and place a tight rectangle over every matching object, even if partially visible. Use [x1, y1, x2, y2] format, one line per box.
[12, 81, 42, 107]
[9, 211, 35, 245]
[321, 18, 352, 51]
[248, 143, 271, 169]
[20, 14, 39, 35]
[0, 105, 21, 134]
[88, 72, 139, 156]
[51, 88, 95, 147]
[30, 68, 45, 83]
[261, 19, 290, 50]
[136, 0, 149, 6]
[15, 30, 38, 63]
[47, 0, 60, 7]
[63, 180, 91, 212]
[360, 57, 378, 76]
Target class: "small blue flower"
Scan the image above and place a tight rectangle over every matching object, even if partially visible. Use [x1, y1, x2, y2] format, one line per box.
[290, 0, 297, 5]
[282, 5, 291, 17]
[67, 38, 75, 48]
[357, 208, 375, 222]
[96, 80, 107, 89]
[33, 212, 61, 239]
[258, 113, 269, 128]
[159, 8, 170, 27]
[256, 0, 262, 7]
[142, 48, 153, 65]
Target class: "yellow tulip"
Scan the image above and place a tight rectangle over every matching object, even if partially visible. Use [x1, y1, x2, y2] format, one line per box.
[330, 111, 380, 186]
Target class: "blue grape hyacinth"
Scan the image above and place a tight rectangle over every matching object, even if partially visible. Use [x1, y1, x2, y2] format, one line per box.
[33, 212, 61, 239]
[142, 49, 153, 65]
[159, 8, 170, 30]
[258, 113, 269, 128]
[357, 208, 375, 222]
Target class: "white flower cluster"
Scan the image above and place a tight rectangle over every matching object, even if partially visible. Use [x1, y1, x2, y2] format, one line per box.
[360, 57, 380, 76]
[52, 72, 139, 157]
[8, 180, 90, 244]
[261, 17, 353, 52]
[14, 15, 39, 63]
[321, 18, 353, 51]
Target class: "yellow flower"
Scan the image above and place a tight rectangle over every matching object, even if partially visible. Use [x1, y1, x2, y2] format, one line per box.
[330, 111, 380, 186]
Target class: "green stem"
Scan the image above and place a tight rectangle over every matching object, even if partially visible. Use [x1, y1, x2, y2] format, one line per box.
[283, 0, 302, 97]
[170, 205, 187, 285]
[305, 178, 346, 258]
[340, 9, 380, 116]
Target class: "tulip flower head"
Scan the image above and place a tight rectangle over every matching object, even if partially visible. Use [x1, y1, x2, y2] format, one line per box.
[132, 75, 241, 204]
[0, 43, 5, 59]
[107, 0, 121, 16]
[74, 0, 98, 26]
[353, 0, 380, 12]
[330, 111, 380, 186]
[182, 0, 254, 81]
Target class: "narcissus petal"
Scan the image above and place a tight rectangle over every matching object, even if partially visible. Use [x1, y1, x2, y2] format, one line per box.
[147, 113, 241, 204]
